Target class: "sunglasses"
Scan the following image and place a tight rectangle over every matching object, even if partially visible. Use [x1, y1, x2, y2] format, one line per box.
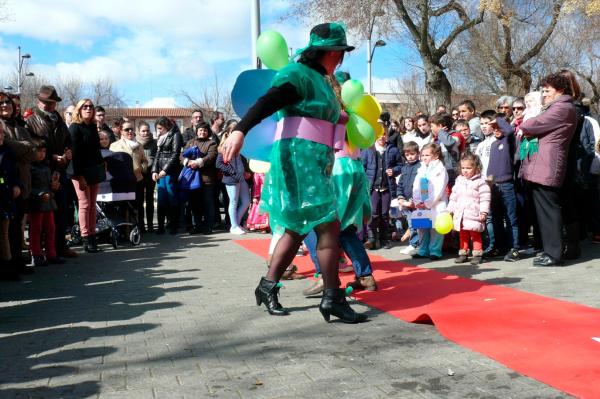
[512, 106, 525, 111]
[123, 128, 134, 132]
[82, 104, 94, 110]
[0, 100, 12, 106]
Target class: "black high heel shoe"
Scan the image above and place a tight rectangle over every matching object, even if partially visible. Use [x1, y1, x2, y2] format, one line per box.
[254, 277, 289, 316]
[319, 288, 367, 323]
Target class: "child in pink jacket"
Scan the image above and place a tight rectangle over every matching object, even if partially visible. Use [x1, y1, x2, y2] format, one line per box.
[447, 152, 491, 264]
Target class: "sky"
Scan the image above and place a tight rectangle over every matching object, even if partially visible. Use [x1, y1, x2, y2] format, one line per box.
[0, 0, 411, 108]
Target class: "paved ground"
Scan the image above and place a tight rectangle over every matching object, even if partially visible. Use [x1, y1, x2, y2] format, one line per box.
[2, 229, 598, 399]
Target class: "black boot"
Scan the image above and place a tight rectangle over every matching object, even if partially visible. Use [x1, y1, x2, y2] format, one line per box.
[168, 206, 179, 235]
[319, 288, 368, 323]
[84, 236, 101, 253]
[365, 230, 377, 250]
[254, 277, 288, 316]
[156, 206, 166, 234]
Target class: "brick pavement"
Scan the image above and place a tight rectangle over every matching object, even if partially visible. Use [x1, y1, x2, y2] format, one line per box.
[2, 231, 596, 398]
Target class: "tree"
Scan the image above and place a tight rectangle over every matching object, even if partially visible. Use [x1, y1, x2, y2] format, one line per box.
[536, 10, 600, 110]
[177, 73, 233, 119]
[286, 0, 485, 112]
[467, 0, 567, 95]
[56, 75, 84, 107]
[90, 77, 126, 108]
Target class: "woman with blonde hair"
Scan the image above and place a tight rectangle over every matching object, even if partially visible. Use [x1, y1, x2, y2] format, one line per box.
[69, 99, 104, 253]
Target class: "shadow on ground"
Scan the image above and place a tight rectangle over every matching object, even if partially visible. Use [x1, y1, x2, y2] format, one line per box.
[0, 232, 219, 398]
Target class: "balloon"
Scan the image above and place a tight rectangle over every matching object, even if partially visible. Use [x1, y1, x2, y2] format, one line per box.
[434, 213, 453, 235]
[341, 79, 364, 110]
[346, 113, 375, 149]
[353, 94, 383, 133]
[249, 159, 271, 174]
[231, 69, 277, 117]
[256, 31, 289, 70]
[375, 123, 385, 139]
[241, 115, 277, 162]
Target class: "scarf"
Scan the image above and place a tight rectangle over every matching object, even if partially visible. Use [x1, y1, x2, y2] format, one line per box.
[124, 138, 140, 150]
[519, 99, 557, 161]
[157, 132, 168, 147]
[137, 134, 155, 149]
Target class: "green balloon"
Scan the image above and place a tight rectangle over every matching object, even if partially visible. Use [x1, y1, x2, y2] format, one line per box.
[341, 79, 364, 110]
[257, 31, 289, 70]
[347, 113, 375, 149]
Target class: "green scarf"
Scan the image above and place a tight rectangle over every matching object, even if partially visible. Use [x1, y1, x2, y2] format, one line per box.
[520, 136, 539, 160]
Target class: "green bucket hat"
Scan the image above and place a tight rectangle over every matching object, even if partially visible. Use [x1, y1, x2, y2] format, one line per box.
[298, 22, 355, 55]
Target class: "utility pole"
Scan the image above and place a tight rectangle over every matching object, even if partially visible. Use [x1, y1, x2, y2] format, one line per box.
[251, 0, 261, 69]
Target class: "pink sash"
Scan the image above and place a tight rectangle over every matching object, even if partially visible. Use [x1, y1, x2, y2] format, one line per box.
[274, 116, 346, 151]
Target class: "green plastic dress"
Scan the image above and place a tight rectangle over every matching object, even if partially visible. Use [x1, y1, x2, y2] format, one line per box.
[332, 156, 372, 231]
[260, 62, 341, 235]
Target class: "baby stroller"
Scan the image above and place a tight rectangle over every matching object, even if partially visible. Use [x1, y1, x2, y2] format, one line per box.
[71, 151, 141, 249]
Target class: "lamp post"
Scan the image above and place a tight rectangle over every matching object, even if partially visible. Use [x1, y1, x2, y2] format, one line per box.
[17, 46, 34, 95]
[367, 11, 386, 94]
[251, 0, 261, 69]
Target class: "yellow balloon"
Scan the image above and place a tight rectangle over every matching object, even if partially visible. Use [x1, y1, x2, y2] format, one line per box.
[434, 213, 453, 235]
[249, 159, 271, 174]
[375, 123, 385, 139]
[353, 94, 383, 134]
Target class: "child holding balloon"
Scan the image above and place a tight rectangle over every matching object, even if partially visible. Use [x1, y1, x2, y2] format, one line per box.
[446, 152, 491, 264]
[410, 143, 448, 260]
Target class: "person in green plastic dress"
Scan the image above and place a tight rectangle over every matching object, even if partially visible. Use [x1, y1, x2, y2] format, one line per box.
[223, 23, 367, 323]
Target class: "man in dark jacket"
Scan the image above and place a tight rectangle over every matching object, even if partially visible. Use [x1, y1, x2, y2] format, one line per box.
[487, 116, 520, 262]
[26, 85, 76, 259]
[362, 132, 403, 249]
[182, 109, 204, 144]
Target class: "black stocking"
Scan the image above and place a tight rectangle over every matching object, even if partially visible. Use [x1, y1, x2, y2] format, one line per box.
[266, 229, 306, 281]
[314, 220, 341, 290]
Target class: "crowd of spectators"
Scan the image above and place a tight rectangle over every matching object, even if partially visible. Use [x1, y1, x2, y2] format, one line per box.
[0, 85, 261, 281]
[0, 70, 597, 281]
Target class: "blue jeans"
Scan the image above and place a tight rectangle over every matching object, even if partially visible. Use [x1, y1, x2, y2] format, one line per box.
[225, 181, 250, 229]
[484, 213, 495, 252]
[304, 227, 373, 277]
[340, 226, 372, 277]
[492, 181, 519, 250]
[304, 230, 320, 274]
[417, 228, 443, 257]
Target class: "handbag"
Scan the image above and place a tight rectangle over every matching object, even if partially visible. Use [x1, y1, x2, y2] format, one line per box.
[83, 163, 106, 185]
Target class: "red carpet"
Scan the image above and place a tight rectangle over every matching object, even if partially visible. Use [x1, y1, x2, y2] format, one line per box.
[236, 238, 600, 399]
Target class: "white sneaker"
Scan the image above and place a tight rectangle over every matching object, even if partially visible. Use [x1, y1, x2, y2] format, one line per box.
[230, 226, 246, 235]
[400, 245, 416, 255]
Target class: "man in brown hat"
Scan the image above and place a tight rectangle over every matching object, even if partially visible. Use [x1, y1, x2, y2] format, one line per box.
[27, 85, 77, 259]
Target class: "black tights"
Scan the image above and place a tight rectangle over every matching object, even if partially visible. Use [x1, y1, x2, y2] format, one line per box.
[266, 220, 341, 289]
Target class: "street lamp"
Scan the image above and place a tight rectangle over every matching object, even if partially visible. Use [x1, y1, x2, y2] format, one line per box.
[17, 46, 34, 95]
[367, 10, 386, 94]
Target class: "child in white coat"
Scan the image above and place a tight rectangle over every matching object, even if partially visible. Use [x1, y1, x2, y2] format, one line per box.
[411, 143, 449, 260]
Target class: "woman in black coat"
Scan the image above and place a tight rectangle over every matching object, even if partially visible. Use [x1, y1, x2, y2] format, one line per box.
[152, 116, 183, 234]
[69, 99, 104, 253]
